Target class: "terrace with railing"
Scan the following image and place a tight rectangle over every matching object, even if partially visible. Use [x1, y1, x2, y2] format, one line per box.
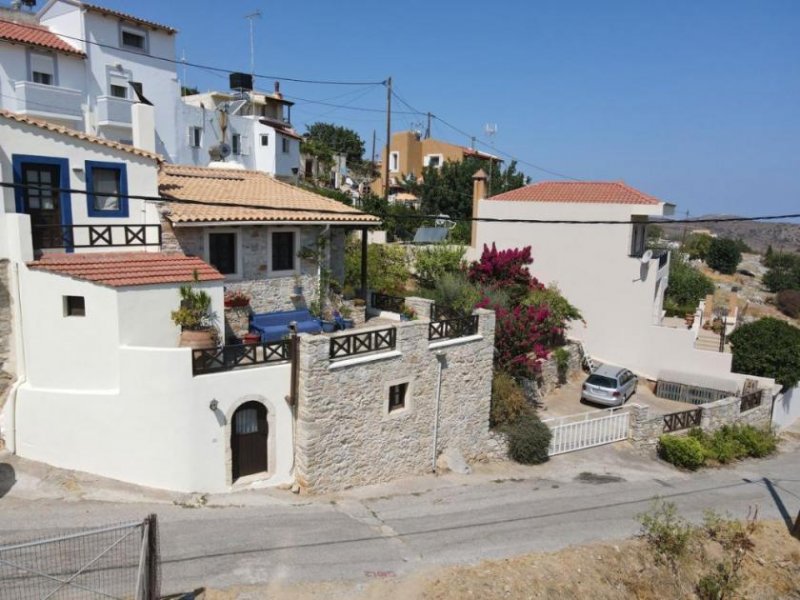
[32, 224, 162, 253]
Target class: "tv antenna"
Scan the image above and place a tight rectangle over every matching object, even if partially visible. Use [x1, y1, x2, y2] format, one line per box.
[245, 10, 262, 81]
[484, 123, 498, 140]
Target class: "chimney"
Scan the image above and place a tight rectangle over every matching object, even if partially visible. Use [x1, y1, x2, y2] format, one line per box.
[274, 80, 282, 99]
[132, 103, 156, 153]
[471, 169, 487, 248]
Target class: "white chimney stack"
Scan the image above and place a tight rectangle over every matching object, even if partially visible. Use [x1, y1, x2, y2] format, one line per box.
[132, 103, 156, 153]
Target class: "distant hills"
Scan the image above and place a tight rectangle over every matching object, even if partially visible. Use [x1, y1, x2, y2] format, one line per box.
[657, 215, 800, 254]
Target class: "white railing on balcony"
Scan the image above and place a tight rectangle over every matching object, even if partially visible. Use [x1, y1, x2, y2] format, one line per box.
[96, 96, 134, 126]
[14, 81, 83, 121]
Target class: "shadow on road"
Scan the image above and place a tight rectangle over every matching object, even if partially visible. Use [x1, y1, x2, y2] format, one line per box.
[0, 463, 16, 498]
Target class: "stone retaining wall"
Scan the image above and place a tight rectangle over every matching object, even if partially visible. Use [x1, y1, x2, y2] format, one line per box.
[295, 309, 496, 493]
[629, 390, 773, 448]
[533, 342, 583, 400]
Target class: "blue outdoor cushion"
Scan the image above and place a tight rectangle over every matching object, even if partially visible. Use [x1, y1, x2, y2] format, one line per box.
[250, 309, 321, 342]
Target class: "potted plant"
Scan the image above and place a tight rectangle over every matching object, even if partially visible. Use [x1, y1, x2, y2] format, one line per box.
[400, 305, 417, 321]
[337, 304, 355, 329]
[292, 274, 304, 296]
[224, 289, 250, 308]
[171, 276, 218, 349]
[319, 306, 336, 333]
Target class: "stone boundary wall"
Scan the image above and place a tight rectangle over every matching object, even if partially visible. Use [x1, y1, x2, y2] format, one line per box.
[295, 309, 496, 493]
[531, 342, 583, 401]
[0, 260, 13, 418]
[629, 390, 773, 448]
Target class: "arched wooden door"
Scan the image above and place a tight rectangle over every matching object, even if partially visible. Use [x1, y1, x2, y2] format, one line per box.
[231, 401, 268, 480]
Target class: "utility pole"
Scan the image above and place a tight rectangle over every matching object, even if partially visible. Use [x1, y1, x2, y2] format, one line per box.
[425, 112, 431, 139]
[680, 209, 690, 248]
[371, 129, 376, 169]
[383, 76, 392, 201]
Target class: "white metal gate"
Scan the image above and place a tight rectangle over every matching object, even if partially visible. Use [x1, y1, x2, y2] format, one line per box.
[542, 408, 630, 455]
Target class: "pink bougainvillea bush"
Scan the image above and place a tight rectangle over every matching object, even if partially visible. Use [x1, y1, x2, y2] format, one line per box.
[468, 243, 543, 303]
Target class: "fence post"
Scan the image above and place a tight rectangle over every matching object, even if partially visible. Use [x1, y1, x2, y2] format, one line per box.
[145, 514, 160, 600]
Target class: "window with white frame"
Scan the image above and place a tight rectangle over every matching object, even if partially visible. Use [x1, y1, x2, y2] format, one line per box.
[207, 231, 239, 276]
[189, 126, 203, 148]
[109, 84, 128, 99]
[86, 161, 128, 217]
[423, 154, 443, 169]
[389, 151, 400, 172]
[388, 383, 408, 412]
[270, 230, 296, 274]
[232, 133, 242, 155]
[29, 52, 55, 85]
[630, 222, 647, 257]
[120, 25, 147, 52]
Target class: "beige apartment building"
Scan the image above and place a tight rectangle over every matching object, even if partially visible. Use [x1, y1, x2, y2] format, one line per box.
[371, 130, 499, 197]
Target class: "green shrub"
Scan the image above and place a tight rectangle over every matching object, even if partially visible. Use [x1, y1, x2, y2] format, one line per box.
[707, 426, 747, 464]
[637, 500, 695, 570]
[664, 253, 714, 313]
[344, 239, 411, 296]
[429, 272, 482, 318]
[506, 413, 552, 465]
[775, 289, 800, 318]
[553, 347, 570, 383]
[731, 424, 778, 458]
[706, 238, 742, 275]
[490, 371, 530, 428]
[658, 434, 707, 470]
[729, 318, 800, 389]
[414, 244, 466, 289]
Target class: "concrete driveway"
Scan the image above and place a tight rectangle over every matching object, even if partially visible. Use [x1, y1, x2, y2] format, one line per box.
[539, 373, 693, 419]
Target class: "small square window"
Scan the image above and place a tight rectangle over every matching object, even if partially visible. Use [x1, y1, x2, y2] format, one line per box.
[110, 84, 127, 99]
[388, 383, 407, 413]
[121, 29, 146, 51]
[260, 134, 269, 147]
[64, 295, 85, 317]
[32, 71, 52, 85]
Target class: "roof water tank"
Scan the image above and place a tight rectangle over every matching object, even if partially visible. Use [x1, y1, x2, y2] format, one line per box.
[229, 72, 253, 91]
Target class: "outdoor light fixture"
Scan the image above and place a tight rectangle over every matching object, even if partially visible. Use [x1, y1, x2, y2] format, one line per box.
[209, 399, 218, 412]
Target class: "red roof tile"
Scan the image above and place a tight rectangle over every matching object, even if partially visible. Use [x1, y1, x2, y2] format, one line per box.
[27, 252, 223, 288]
[0, 18, 84, 56]
[488, 181, 663, 205]
[82, 3, 177, 34]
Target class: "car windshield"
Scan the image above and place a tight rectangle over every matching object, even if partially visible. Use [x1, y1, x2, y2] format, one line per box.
[586, 374, 617, 388]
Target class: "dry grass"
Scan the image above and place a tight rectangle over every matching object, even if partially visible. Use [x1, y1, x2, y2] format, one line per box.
[201, 521, 800, 599]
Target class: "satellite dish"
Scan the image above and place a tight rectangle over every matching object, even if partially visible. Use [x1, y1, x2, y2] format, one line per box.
[640, 249, 653, 264]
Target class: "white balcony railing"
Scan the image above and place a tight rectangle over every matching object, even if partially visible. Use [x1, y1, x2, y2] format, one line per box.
[96, 95, 134, 127]
[14, 81, 83, 121]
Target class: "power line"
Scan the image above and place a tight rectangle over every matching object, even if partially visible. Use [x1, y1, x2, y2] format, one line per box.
[3, 181, 798, 226]
[4, 19, 384, 87]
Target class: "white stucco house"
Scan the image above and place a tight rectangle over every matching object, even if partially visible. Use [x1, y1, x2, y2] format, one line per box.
[177, 84, 303, 179]
[470, 173, 745, 382]
[0, 0, 180, 159]
[0, 107, 496, 494]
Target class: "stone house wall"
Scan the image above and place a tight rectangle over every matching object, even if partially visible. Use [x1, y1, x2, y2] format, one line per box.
[159, 215, 351, 315]
[294, 308, 496, 493]
[629, 390, 773, 448]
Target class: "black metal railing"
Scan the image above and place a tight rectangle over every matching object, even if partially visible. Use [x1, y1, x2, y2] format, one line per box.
[428, 315, 479, 341]
[654, 249, 670, 269]
[739, 390, 763, 412]
[662, 408, 702, 433]
[329, 327, 396, 359]
[370, 292, 405, 313]
[192, 340, 290, 375]
[31, 224, 162, 250]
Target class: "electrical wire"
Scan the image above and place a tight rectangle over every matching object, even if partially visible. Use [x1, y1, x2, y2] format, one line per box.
[3, 181, 798, 226]
[3, 18, 385, 87]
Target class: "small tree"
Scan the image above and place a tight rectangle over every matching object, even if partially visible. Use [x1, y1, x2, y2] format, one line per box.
[729, 318, 800, 388]
[664, 254, 715, 315]
[683, 233, 714, 260]
[706, 238, 742, 274]
[414, 244, 466, 289]
[762, 252, 800, 293]
[343, 239, 410, 296]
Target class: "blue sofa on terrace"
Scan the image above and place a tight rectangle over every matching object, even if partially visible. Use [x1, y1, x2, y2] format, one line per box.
[250, 309, 322, 342]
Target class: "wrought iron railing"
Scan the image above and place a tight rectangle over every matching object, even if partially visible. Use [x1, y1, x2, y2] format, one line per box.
[329, 327, 396, 359]
[739, 390, 763, 412]
[662, 408, 702, 433]
[370, 292, 405, 313]
[192, 340, 290, 375]
[428, 315, 479, 341]
[31, 224, 162, 250]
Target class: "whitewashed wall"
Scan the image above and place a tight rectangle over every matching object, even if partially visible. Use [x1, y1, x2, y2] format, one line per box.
[15, 346, 293, 492]
[772, 384, 800, 430]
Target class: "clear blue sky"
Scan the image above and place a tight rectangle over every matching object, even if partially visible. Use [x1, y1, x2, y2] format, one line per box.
[50, 1, 800, 217]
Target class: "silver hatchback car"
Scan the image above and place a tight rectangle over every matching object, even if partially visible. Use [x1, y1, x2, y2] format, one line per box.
[581, 365, 638, 407]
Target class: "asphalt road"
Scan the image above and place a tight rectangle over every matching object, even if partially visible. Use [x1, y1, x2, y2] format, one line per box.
[0, 449, 798, 595]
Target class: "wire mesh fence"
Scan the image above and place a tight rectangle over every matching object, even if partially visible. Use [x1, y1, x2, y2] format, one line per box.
[0, 514, 159, 600]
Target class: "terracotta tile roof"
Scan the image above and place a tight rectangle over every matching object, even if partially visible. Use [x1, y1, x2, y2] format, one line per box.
[0, 109, 161, 161]
[81, 3, 177, 34]
[0, 18, 84, 56]
[27, 252, 222, 287]
[488, 181, 663, 205]
[159, 164, 381, 225]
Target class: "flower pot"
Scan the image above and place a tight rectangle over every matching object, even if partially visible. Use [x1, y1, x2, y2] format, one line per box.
[179, 329, 216, 349]
[243, 332, 261, 345]
[320, 320, 336, 333]
[341, 318, 355, 329]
